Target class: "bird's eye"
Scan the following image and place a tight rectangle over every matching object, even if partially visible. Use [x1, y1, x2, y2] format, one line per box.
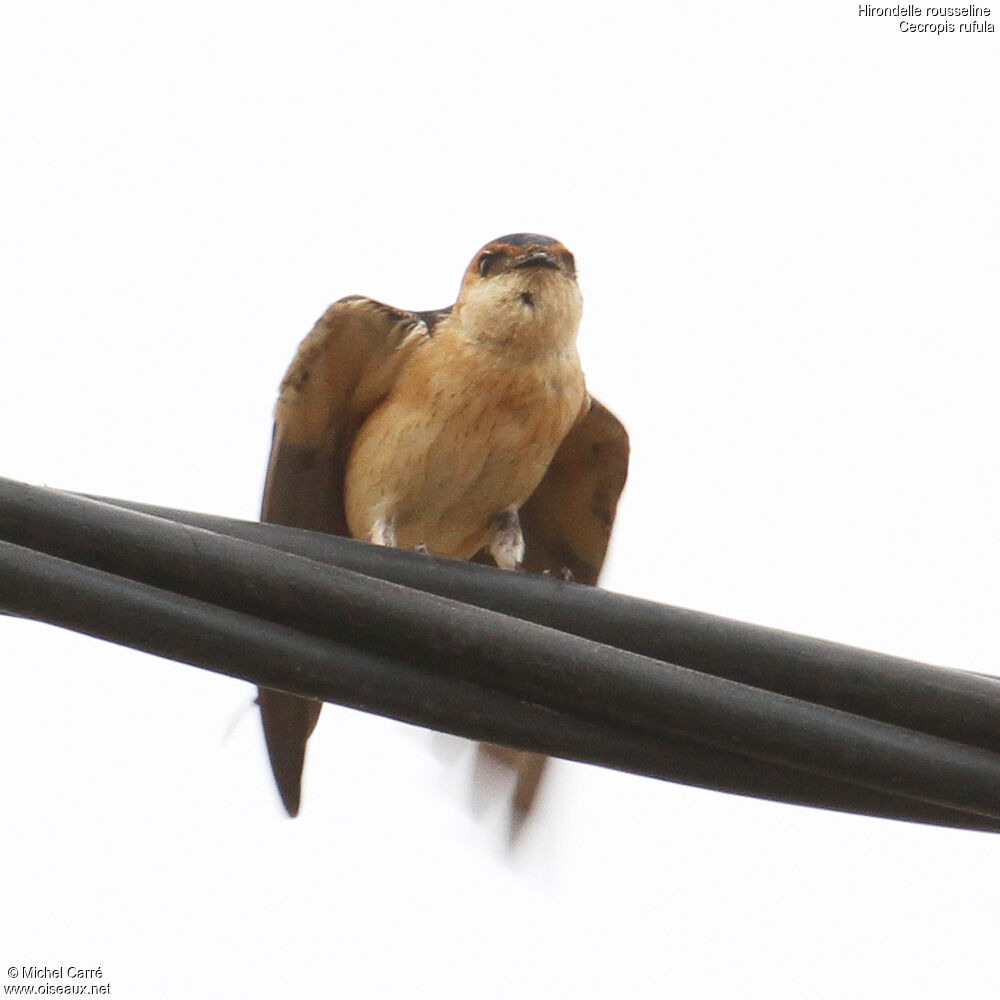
[478, 253, 498, 278]
[559, 251, 576, 276]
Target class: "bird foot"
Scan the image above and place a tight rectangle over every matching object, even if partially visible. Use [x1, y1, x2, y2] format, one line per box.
[489, 507, 524, 571]
[371, 518, 397, 548]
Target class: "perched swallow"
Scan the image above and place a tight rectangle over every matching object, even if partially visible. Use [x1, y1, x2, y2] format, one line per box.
[258, 233, 629, 822]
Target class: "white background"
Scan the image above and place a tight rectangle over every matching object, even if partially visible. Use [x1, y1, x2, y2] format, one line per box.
[2, 2, 998, 996]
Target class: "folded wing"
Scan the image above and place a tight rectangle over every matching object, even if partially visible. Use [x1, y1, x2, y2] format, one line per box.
[519, 397, 630, 585]
[258, 296, 434, 816]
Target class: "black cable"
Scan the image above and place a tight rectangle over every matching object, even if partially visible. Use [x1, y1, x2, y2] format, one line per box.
[2, 537, 998, 832]
[2, 476, 1000, 829]
[89, 490, 1000, 755]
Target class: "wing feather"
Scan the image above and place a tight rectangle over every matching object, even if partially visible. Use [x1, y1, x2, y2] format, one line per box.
[518, 396, 629, 585]
[261, 296, 432, 534]
[258, 296, 431, 815]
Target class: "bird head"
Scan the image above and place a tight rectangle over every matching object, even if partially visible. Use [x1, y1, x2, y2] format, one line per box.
[456, 233, 583, 353]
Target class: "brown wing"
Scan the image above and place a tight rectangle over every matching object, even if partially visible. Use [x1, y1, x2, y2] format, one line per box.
[518, 396, 630, 585]
[262, 295, 437, 533]
[476, 397, 629, 829]
[258, 295, 435, 816]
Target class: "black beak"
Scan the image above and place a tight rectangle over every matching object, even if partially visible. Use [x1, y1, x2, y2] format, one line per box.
[513, 251, 560, 271]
